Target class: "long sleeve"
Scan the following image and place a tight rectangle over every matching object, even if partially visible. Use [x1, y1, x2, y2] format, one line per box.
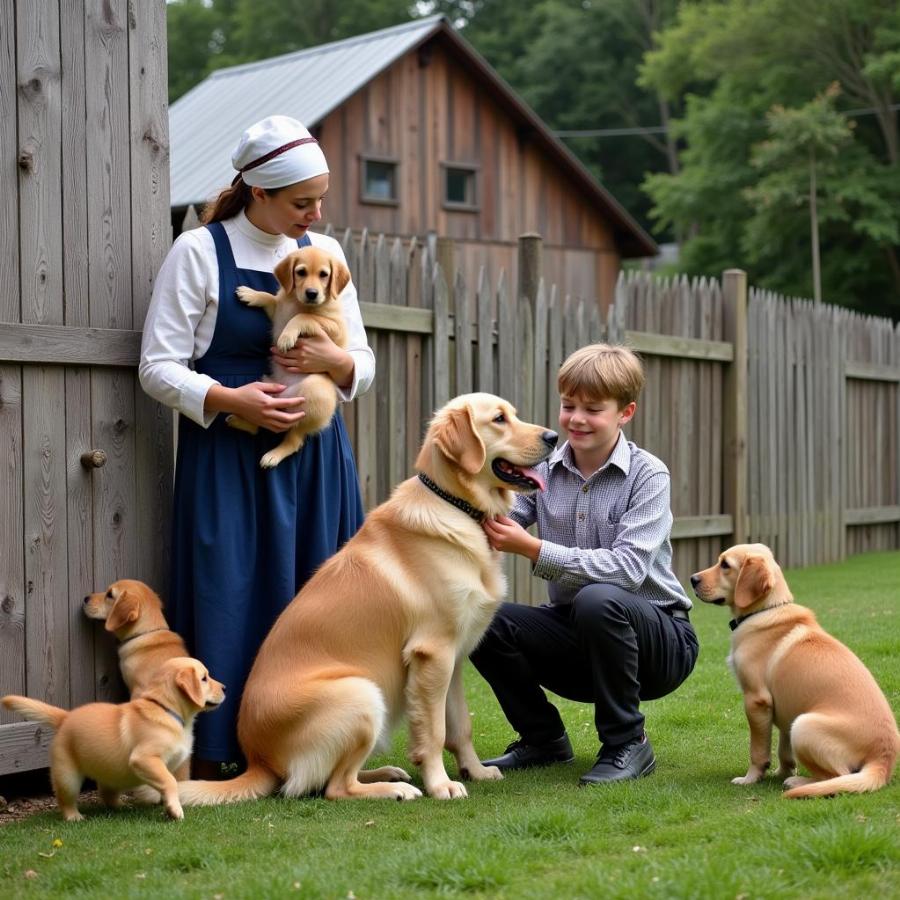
[139, 230, 220, 427]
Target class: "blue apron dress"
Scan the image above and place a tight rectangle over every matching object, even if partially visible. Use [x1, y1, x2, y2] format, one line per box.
[169, 221, 365, 761]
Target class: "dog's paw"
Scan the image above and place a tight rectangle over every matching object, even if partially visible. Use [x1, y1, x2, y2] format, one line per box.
[130, 785, 162, 805]
[782, 775, 813, 790]
[276, 332, 298, 353]
[731, 773, 763, 785]
[459, 763, 503, 782]
[390, 783, 422, 801]
[774, 765, 796, 780]
[428, 780, 468, 800]
[235, 285, 255, 304]
[361, 765, 412, 783]
[62, 810, 85, 822]
[165, 801, 185, 821]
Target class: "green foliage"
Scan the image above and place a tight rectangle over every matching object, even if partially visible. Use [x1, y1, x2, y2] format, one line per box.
[642, 0, 900, 317]
[1, 551, 899, 898]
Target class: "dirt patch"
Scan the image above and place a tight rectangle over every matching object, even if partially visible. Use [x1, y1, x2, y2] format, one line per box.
[0, 770, 100, 826]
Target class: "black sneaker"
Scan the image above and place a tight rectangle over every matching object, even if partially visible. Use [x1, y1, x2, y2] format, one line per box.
[579, 734, 656, 785]
[481, 733, 575, 771]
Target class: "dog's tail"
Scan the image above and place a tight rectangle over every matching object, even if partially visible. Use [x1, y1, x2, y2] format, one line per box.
[177, 760, 279, 806]
[2, 695, 68, 730]
[784, 740, 897, 799]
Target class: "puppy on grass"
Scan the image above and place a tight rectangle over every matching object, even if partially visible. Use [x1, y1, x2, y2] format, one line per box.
[692, 543, 898, 798]
[227, 245, 351, 468]
[2, 658, 224, 821]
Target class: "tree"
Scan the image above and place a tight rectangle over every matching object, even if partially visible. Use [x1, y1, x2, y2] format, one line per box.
[641, 0, 900, 317]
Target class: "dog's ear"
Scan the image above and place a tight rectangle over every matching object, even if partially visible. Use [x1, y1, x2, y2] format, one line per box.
[175, 666, 205, 709]
[733, 554, 774, 609]
[105, 590, 141, 632]
[274, 252, 299, 293]
[328, 258, 351, 300]
[431, 404, 486, 475]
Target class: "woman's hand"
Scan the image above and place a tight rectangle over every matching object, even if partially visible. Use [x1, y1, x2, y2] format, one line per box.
[205, 382, 306, 433]
[483, 515, 542, 562]
[270, 331, 354, 388]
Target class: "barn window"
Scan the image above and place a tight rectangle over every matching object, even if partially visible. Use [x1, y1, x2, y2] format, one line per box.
[361, 156, 399, 205]
[442, 163, 479, 211]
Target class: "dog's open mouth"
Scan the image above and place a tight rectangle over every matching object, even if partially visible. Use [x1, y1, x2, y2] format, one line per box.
[492, 459, 546, 491]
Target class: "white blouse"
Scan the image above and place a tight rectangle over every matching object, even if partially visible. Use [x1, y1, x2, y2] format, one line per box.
[139, 211, 375, 427]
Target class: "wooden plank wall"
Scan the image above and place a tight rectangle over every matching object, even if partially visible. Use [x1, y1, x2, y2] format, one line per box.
[0, 0, 171, 771]
[748, 292, 900, 566]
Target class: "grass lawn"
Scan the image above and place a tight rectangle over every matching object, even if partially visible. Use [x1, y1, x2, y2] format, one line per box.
[1, 551, 898, 899]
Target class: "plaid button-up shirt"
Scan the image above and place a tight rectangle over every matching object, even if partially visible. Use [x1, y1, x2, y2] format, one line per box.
[510, 431, 691, 610]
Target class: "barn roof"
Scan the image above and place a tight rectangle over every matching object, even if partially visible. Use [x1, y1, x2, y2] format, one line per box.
[169, 15, 657, 257]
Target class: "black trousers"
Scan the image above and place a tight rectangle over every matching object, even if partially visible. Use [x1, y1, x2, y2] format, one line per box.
[470, 584, 699, 747]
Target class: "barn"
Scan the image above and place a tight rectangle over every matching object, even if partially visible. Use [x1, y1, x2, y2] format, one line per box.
[169, 14, 657, 307]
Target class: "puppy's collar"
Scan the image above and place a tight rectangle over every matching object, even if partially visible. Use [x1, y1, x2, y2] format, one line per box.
[729, 601, 793, 632]
[417, 472, 486, 524]
[144, 696, 185, 728]
[118, 626, 171, 646]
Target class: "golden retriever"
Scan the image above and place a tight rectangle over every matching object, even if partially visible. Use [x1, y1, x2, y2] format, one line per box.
[173, 392, 557, 805]
[691, 543, 899, 797]
[2, 658, 225, 821]
[83, 579, 188, 697]
[227, 245, 351, 468]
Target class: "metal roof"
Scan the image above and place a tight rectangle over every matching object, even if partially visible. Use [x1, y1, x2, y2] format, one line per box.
[169, 14, 657, 257]
[169, 15, 444, 209]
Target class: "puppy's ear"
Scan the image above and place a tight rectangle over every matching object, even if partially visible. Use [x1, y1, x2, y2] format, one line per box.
[328, 258, 351, 300]
[274, 252, 298, 293]
[105, 591, 140, 632]
[733, 555, 774, 609]
[431, 405, 486, 475]
[175, 666, 204, 709]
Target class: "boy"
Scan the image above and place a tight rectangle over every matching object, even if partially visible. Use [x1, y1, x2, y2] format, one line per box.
[471, 343, 698, 784]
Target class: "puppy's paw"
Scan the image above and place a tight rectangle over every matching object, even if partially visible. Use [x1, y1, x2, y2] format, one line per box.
[235, 285, 256, 304]
[276, 331, 298, 353]
[731, 773, 763, 785]
[774, 765, 796, 780]
[428, 780, 468, 800]
[62, 810, 85, 822]
[165, 801, 185, 821]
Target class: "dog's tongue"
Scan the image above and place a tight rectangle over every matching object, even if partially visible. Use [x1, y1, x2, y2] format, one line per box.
[519, 467, 546, 491]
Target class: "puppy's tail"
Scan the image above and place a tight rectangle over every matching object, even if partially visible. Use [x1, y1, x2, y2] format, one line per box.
[177, 760, 279, 806]
[2, 695, 67, 730]
[784, 743, 897, 799]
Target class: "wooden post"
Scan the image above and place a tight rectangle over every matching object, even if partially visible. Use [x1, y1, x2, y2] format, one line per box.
[518, 233, 543, 309]
[518, 234, 542, 422]
[723, 269, 749, 544]
[436, 236, 456, 301]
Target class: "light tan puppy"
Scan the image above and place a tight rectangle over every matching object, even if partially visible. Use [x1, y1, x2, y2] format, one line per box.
[691, 543, 899, 797]
[83, 579, 188, 697]
[174, 393, 557, 806]
[2, 658, 225, 821]
[228, 245, 351, 468]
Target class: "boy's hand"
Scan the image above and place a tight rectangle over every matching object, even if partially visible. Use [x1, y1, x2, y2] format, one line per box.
[483, 515, 541, 563]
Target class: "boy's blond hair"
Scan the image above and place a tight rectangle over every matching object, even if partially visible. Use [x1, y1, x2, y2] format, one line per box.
[557, 343, 644, 408]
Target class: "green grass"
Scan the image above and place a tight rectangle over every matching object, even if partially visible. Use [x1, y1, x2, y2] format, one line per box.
[2, 551, 899, 899]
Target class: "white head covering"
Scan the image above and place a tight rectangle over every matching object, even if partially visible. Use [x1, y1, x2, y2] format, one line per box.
[231, 115, 329, 189]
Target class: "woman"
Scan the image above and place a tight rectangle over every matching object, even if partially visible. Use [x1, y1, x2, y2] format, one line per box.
[140, 116, 374, 774]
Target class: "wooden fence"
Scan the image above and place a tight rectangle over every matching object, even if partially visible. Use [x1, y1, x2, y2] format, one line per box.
[326, 226, 899, 599]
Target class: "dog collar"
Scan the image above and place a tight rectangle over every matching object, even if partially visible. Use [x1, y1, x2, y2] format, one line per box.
[118, 627, 171, 646]
[145, 696, 185, 727]
[729, 601, 792, 631]
[417, 472, 486, 524]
